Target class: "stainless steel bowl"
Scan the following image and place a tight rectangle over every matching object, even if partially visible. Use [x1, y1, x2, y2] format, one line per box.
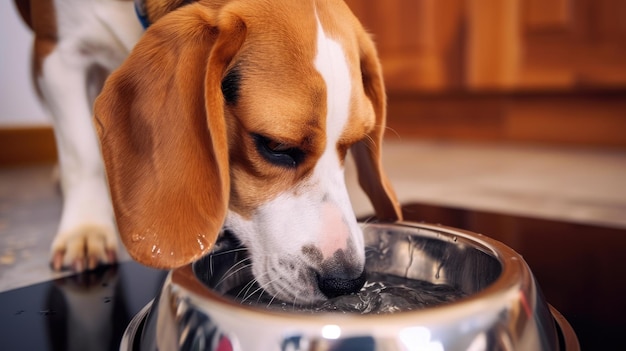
[121, 222, 579, 351]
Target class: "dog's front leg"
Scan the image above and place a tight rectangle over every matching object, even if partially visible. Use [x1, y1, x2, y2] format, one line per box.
[37, 46, 118, 272]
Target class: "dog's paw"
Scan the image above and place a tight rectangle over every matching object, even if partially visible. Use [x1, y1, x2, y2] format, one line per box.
[50, 224, 118, 272]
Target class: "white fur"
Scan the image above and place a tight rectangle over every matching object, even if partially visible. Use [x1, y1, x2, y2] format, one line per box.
[225, 14, 362, 304]
[42, 0, 144, 269]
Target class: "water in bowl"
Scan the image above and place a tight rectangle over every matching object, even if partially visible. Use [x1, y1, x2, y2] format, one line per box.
[226, 271, 467, 314]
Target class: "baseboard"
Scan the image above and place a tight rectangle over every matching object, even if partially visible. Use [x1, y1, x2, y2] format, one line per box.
[386, 89, 626, 148]
[0, 126, 57, 166]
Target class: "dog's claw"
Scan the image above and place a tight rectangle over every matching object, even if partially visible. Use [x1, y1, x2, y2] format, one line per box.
[50, 224, 119, 272]
[52, 252, 116, 273]
[106, 250, 117, 265]
[72, 259, 85, 273]
[51, 251, 65, 271]
[88, 256, 99, 271]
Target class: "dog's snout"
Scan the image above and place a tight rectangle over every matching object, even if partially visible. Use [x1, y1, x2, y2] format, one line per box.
[303, 243, 366, 299]
[316, 269, 366, 298]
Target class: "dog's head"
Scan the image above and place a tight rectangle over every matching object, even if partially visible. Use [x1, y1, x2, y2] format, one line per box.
[95, 0, 402, 304]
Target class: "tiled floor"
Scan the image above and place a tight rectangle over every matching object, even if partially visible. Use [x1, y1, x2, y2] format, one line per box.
[0, 165, 69, 290]
[2, 140, 625, 292]
[0, 164, 130, 292]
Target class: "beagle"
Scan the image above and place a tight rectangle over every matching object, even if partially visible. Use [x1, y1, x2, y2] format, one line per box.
[22, 0, 403, 304]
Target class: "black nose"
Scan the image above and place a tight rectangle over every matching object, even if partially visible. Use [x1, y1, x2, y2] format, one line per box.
[317, 270, 366, 299]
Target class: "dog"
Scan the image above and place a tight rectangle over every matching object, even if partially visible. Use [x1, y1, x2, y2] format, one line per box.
[22, 0, 403, 305]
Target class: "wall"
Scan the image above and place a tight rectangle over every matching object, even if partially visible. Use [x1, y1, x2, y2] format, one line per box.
[0, 1, 50, 126]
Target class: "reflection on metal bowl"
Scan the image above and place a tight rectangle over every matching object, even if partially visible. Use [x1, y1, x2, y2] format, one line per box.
[121, 221, 579, 351]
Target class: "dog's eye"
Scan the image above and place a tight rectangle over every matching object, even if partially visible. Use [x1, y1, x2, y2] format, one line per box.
[253, 134, 305, 168]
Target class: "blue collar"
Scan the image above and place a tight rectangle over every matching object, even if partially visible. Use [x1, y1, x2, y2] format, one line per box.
[134, 0, 150, 29]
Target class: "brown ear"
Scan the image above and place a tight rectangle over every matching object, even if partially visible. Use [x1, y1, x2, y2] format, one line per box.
[94, 5, 246, 269]
[351, 28, 403, 222]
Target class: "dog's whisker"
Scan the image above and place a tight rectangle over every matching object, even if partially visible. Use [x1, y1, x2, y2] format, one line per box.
[360, 216, 375, 226]
[210, 248, 248, 275]
[383, 125, 401, 140]
[266, 293, 278, 308]
[357, 215, 376, 228]
[235, 278, 259, 300]
[256, 289, 276, 306]
[215, 260, 252, 288]
[264, 277, 298, 311]
[237, 270, 274, 301]
[365, 133, 376, 147]
[235, 269, 274, 301]
[292, 295, 299, 311]
[210, 247, 248, 257]
[240, 275, 281, 304]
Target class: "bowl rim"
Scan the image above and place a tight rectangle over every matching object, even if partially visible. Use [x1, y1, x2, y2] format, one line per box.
[168, 221, 536, 329]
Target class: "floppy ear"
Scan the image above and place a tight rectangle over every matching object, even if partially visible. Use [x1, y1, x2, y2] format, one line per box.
[94, 5, 246, 268]
[351, 29, 403, 222]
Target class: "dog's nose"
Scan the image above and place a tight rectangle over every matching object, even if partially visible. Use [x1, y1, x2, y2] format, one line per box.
[317, 270, 366, 298]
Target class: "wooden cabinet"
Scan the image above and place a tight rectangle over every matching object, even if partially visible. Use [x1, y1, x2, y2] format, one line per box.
[346, 0, 626, 91]
[345, 0, 626, 147]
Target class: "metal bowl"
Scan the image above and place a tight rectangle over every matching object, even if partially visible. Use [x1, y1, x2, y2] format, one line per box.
[121, 221, 579, 351]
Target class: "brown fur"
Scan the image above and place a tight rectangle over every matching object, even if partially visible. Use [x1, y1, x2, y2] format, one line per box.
[144, 0, 192, 24]
[14, 0, 57, 92]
